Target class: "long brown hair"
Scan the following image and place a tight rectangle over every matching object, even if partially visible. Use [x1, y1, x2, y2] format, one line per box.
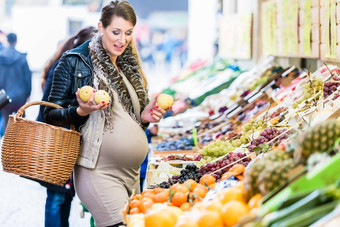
[100, 0, 148, 88]
[40, 26, 97, 89]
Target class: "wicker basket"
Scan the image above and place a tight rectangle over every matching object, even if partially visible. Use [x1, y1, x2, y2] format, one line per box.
[1, 101, 82, 186]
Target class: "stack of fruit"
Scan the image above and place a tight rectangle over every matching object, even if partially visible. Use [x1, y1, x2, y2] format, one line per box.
[127, 173, 263, 227]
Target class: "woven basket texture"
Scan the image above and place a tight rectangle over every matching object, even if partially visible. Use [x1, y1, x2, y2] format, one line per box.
[1, 101, 81, 186]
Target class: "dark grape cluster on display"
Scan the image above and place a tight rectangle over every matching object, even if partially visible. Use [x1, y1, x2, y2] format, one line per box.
[199, 152, 251, 180]
[155, 137, 195, 151]
[155, 163, 202, 188]
[249, 128, 291, 152]
[269, 106, 288, 119]
[193, 153, 204, 161]
[323, 75, 340, 98]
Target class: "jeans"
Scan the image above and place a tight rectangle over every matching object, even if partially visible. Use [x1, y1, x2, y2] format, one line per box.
[45, 189, 73, 227]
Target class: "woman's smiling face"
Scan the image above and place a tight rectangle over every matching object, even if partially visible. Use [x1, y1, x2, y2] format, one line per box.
[99, 16, 134, 59]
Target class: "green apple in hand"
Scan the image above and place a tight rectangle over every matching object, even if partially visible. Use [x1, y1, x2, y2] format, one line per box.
[157, 94, 174, 110]
[94, 90, 110, 105]
[79, 86, 94, 102]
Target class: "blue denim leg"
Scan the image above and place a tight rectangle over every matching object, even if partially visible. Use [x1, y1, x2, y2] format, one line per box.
[45, 189, 72, 227]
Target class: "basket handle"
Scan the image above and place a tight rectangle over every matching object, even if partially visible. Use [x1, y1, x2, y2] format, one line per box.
[15, 101, 77, 131]
[16, 101, 63, 117]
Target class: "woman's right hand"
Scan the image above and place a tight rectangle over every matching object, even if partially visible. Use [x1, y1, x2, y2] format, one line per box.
[75, 89, 109, 116]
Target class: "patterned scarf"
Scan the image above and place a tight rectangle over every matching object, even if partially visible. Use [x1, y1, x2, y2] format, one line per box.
[88, 33, 149, 131]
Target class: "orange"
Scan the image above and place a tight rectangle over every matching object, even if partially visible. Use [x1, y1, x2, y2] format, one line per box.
[129, 199, 141, 209]
[203, 199, 223, 216]
[196, 209, 223, 227]
[199, 174, 216, 186]
[129, 207, 140, 214]
[217, 187, 245, 204]
[170, 183, 181, 192]
[175, 184, 190, 194]
[165, 206, 184, 221]
[221, 172, 236, 181]
[184, 179, 198, 191]
[180, 202, 192, 211]
[172, 191, 189, 207]
[194, 183, 209, 193]
[142, 189, 154, 195]
[153, 187, 165, 194]
[142, 191, 155, 201]
[145, 207, 176, 227]
[139, 197, 154, 213]
[222, 200, 249, 226]
[248, 193, 262, 210]
[190, 187, 206, 200]
[228, 164, 245, 175]
[153, 190, 169, 203]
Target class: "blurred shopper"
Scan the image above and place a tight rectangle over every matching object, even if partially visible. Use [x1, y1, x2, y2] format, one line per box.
[0, 30, 6, 130]
[0, 33, 31, 137]
[36, 26, 96, 227]
[0, 30, 7, 50]
[140, 124, 159, 191]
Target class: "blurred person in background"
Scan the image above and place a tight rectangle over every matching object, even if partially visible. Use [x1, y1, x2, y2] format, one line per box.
[140, 124, 159, 191]
[0, 30, 7, 50]
[0, 32, 31, 137]
[0, 30, 7, 131]
[36, 26, 96, 227]
[44, 1, 167, 226]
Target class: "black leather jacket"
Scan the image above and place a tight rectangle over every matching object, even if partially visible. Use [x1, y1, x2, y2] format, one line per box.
[44, 41, 92, 130]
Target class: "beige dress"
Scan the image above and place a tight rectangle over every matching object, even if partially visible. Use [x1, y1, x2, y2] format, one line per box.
[74, 73, 149, 227]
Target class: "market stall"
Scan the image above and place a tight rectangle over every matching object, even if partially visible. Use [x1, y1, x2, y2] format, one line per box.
[122, 0, 340, 226]
[122, 59, 340, 226]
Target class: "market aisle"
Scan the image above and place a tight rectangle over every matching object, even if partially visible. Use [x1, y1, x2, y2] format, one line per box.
[0, 72, 91, 227]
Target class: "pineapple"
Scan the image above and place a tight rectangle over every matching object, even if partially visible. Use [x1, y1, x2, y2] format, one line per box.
[263, 148, 292, 162]
[257, 159, 296, 196]
[243, 149, 291, 198]
[244, 158, 267, 198]
[294, 119, 340, 162]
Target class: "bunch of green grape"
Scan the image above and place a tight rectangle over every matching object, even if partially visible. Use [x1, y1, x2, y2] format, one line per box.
[199, 138, 235, 157]
[293, 78, 324, 108]
[195, 156, 217, 168]
[241, 118, 266, 142]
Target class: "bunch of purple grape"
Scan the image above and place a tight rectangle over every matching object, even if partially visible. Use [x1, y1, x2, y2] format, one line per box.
[323, 75, 340, 98]
[249, 128, 292, 152]
[249, 128, 285, 151]
[199, 152, 251, 180]
[269, 106, 288, 119]
[193, 153, 203, 161]
[155, 163, 202, 188]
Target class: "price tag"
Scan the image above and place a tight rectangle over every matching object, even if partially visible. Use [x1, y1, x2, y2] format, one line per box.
[192, 128, 198, 146]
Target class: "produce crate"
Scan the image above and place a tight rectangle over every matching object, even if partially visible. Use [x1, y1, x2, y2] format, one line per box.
[146, 160, 199, 186]
[258, 151, 340, 216]
[152, 148, 199, 157]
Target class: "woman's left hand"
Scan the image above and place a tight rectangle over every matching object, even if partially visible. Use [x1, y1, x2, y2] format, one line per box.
[141, 95, 167, 123]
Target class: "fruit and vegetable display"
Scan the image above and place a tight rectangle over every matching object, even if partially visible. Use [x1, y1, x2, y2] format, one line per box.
[124, 63, 340, 227]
